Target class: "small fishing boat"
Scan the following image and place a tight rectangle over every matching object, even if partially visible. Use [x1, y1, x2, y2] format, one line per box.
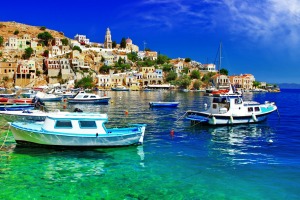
[0, 103, 34, 111]
[149, 101, 179, 107]
[0, 93, 16, 98]
[10, 98, 33, 104]
[9, 113, 146, 147]
[20, 90, 37, 98]
[186, 96, 277, 125]
[0, 97, 8, 102]
[111, 84, 130, 91]
[0, 110, 49, 122]
[68, 91, 110, 104]
[35, 92, 63, 102]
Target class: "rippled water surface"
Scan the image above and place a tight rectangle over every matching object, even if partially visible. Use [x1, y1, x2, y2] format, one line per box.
[1, 89, 300, 199]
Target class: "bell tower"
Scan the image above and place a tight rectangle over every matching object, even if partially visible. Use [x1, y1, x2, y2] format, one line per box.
[104, 28, 112, 49]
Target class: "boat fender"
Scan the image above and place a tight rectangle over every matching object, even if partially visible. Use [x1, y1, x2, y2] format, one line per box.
[252, 113, 257, 122]
[170, 129, 174, 137]
[210, 116, 216, 125]
[230, 115, 234, 124]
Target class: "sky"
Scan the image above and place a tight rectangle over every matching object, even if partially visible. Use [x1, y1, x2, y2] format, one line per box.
[1, 0, 300, 84]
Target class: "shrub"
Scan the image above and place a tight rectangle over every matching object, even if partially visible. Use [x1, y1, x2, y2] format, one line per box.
[14, 30, 19, 35]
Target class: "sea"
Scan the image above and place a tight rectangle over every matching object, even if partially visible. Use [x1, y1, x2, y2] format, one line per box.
[0, 89, 299, 200]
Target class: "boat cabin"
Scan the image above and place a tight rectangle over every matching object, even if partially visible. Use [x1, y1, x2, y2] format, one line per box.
[42, 113, 109, 135]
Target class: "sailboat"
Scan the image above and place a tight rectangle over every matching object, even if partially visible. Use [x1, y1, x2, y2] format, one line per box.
[205, 43, 242, 97]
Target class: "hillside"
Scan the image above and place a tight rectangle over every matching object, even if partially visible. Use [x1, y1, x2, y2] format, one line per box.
[0, 21, 67, 42]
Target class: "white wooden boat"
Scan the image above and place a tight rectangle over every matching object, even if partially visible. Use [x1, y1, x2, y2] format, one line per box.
[186, 96, 277, 125]
[9, 113, 146, 147]
[68, 91, 110, 104]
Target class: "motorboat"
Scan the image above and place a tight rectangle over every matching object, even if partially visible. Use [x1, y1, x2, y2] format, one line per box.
[68, 91, 110, 104]
[0, 110, 49, 122]
[149, 101, 179, 107]
[0, 97, 8, 102]
[35, 91, 63, 102]
[10, 98, 33, 104]
[9, 113, 147, 147]
[0, 103, 34, 111]
[111, 84, 130, 91]
[0, 93, 16, 98]
[186, 96, 277, 125]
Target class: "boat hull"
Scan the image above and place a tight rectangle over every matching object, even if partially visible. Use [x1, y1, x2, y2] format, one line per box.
[111, 88, 130, 91]
[68, 97, 110, 104]
[0, 110, 47, 122]
[0, 104, 34, 111]
[10, 124, 146, 147]
[186, 111, 271, 125]
[149, 102, 179, 107]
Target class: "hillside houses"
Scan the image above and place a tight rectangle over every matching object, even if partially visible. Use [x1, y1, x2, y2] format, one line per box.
[0, 22, 261, 90]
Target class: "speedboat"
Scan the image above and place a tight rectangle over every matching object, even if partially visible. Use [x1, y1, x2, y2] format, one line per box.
[68, 91, 110, 104]
[149, 101, 179, 107]
[9, 113, 146, 147]
[186, 96, 277, 125]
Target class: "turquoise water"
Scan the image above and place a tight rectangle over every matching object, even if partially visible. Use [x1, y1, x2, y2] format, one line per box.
[1, 89, 299, 199]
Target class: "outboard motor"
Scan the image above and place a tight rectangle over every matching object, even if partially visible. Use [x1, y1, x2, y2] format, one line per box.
[74, 108, 83, 112]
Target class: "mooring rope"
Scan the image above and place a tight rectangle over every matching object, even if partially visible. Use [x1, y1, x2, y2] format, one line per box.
[175, 111, 188, 123]
[0, 125, 10, 150]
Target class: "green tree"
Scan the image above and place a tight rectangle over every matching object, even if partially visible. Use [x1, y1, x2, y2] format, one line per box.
[112, 41, 117, 48]
[166, 71, 177, 82]
[120, 38, 126, 49]
[177, 74, 191, 89]
[162, 64, 172, 72]
[184, 58, 191, 62]
[219, 68, 228, 75]
[253, 81, 261, 88]
[190, 70, 200, 79]
[37, 32, 53, 46]
[127, 52, 138, 62]
[75, 76, 94, 89]
[193, 80, 201, 90]
[182, 67, 189, 74]
[72, 46, 82, 53]
[61, 38, 69, 46]
[43, 50, 49, 57]
[40, 26, 46, 30]
[0, 36, 3, 46]
[23, 47, 33, 59]
[14, 30, 19, 35]
[157, 54, 169, 64]
[201, 72, 216, 83]
[99, 65, 111, 74]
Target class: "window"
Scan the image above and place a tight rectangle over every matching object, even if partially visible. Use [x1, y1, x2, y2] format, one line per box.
[248, 107, 253, 112]
[55, 121, 72, 128]
[254, 107, 260, 112]
[83, 95, 89, 98]
[79, 121, 97, 129]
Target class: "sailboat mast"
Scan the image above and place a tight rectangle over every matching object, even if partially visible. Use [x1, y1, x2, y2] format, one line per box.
[219, 42, 222, 72]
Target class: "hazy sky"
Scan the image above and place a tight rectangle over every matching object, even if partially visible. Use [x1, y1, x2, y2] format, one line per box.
[1, 0, 300, 83]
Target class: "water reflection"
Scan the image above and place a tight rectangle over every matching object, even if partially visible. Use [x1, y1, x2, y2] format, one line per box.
[2, 145, 145, 183]
[205, 124, 277, 165]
